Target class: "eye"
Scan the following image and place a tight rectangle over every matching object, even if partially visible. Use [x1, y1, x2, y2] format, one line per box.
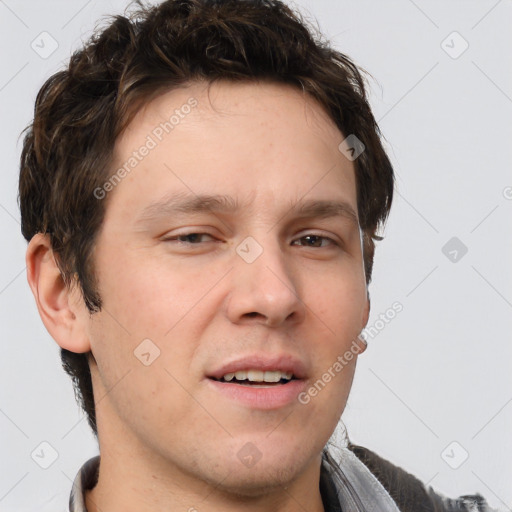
[162, 232, 216, 244]
[161, 232, 339, 248]
[292, 234, 338, 248]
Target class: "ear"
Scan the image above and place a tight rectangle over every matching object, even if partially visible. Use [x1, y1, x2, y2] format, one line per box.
[362, 291, 370, 328]
[26, 233, 91, 353]
[355, 291, 370, 354]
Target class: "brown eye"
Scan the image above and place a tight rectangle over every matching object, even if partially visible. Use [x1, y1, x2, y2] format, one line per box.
[163, 233, 215, 244]
[293, 234, 336, 248]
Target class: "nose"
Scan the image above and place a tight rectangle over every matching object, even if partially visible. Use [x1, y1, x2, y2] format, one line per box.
[225, 236, 306, 328]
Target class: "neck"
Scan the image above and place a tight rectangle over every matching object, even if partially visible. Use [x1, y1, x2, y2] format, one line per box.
[85, 447, 326, 512]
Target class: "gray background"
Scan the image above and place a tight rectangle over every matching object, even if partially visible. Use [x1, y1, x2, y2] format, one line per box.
[1, 1, 511, 511]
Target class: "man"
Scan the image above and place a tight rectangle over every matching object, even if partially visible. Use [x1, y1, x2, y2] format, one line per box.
[19, 0, 493, 510]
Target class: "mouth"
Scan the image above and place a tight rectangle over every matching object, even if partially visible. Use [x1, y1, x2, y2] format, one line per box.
[209, 369, 297, 387]
[206, 355, 308, 409]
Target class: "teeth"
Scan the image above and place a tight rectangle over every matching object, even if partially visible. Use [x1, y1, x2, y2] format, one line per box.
[247, 370, 264, 381]
[221, 370, 293, 382]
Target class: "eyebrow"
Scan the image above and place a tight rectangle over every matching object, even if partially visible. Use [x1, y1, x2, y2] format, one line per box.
[135, 192, 359, 226]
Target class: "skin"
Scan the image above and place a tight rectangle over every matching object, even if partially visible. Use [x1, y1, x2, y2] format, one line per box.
[27, 80, 369, 512]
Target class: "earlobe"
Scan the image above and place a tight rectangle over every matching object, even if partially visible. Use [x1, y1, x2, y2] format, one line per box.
[26, 234, 91, 353]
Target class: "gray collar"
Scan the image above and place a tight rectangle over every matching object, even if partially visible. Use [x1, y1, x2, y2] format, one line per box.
[322, 445, 400, 511]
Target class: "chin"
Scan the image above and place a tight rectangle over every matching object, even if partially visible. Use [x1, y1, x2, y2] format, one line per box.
[208, 460, 305, 498]
[197, 441, 319, 498]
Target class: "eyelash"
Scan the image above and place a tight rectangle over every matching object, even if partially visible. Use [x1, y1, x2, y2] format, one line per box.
[162, 232, 339, 248]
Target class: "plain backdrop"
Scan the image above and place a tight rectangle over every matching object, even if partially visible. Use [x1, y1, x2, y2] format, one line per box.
[1, 1, 511, 511]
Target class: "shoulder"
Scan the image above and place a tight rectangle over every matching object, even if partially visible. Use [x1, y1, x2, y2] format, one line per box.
[69, 456, 100, 512]
[347, 443, 492, 512]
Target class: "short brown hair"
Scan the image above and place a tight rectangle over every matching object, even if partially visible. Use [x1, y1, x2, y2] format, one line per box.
[19, 0, 394, 437]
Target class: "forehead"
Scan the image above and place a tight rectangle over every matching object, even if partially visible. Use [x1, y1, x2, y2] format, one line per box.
[118, 79, 342, 154]
[105, 80, 356, 226]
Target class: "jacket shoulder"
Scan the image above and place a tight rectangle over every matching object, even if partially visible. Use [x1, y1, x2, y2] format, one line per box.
[347, 442, 491, 512]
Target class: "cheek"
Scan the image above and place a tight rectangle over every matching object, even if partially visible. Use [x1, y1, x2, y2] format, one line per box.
[302, 273, 365, 403]
[95, 246, 209, 340]
[88, 305, 205, 428]
[308, 272, 367, 334]
[88, 254, 215, 403]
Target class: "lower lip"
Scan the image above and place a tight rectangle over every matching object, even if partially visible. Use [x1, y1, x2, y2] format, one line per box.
[206, 379, 307, 409]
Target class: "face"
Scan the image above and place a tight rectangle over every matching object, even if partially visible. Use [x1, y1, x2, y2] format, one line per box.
[80, 80, 369, 494]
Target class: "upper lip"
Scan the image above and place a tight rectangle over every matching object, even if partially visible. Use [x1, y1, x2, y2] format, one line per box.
[207, 353, 308, 380]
